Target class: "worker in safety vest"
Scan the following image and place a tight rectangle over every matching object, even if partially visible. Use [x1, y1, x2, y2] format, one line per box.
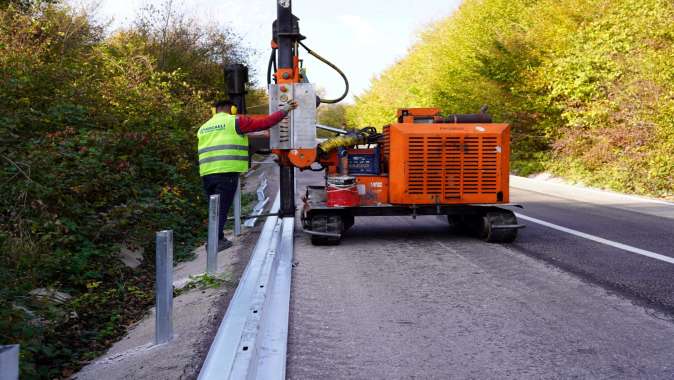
[198, 99, 298, 251]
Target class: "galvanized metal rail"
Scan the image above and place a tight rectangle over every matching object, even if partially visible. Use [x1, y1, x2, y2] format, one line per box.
[198, 192, 294, 380]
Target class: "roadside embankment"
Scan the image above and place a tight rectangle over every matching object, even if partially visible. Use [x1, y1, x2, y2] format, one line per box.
[75, 163, 279, 379]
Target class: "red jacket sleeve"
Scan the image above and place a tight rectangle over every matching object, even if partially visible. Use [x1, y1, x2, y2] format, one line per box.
[236, 111, 287, 134]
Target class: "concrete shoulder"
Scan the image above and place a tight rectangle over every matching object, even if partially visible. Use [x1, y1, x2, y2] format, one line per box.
[510, 175, 674, 220]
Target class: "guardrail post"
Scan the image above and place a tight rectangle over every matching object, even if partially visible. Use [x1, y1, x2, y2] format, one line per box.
[234, 178, 242, 236]
[0, 345, 19, 380]
[155, 230, 173, 345]
[207, 194, 220, 274]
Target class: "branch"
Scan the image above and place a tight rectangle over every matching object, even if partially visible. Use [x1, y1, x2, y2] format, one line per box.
[1, 155, 42, 187]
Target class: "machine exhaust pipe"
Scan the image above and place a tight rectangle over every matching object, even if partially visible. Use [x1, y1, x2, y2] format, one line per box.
[441, 113, 492, 124]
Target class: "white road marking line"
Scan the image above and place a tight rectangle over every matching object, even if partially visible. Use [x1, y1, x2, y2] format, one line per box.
[515, 213, 674, 265]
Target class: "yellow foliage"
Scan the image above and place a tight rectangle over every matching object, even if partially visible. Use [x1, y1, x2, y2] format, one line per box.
[348, 0, 674, 198]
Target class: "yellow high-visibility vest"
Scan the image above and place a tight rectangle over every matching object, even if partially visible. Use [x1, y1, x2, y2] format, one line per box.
[197, 113, 249, 176]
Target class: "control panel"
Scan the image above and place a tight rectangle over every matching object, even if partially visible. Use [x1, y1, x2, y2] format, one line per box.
[269, 83, 317, 150]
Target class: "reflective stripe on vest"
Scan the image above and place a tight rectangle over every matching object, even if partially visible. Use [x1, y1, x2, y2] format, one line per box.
[197, 113, 249, 176]
[197, 144, 249, 155]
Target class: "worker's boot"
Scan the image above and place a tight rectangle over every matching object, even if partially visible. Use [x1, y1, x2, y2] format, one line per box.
[207, 239, 233, 252]
[218, 239, 233, 251]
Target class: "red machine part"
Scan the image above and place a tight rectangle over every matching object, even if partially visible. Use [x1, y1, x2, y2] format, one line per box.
[326, 177, 360, 207]
[355, 176, 389, 205]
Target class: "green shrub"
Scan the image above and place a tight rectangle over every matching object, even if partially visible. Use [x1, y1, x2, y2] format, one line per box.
[0, 2, 259, 377]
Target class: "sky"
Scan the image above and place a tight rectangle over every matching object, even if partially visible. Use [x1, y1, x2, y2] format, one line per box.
[74, 0, 462, 103]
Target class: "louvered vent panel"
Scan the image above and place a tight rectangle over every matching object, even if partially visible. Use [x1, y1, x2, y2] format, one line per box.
[481, 136, 498, 193]
[463, 136, 480, 194]
[445, 137, 462, 199]
[408, 136, 425, 194]
[406, 135, 500, 200]
[426, 137, 443, 195]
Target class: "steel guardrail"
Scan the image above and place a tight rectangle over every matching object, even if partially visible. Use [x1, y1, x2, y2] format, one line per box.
[199, 191, 294, 380]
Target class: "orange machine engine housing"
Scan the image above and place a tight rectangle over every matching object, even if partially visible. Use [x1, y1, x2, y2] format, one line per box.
[387, 122, 510, 205]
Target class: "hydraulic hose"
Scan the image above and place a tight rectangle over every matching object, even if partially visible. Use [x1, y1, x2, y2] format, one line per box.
[298, 41, 349, 104]
[266, 48, 277, 86]
[318, 134, 366, 153]
[318, 127, 382, 153]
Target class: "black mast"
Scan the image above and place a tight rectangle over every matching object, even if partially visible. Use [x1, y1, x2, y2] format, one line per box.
[276, 0, 297, 217]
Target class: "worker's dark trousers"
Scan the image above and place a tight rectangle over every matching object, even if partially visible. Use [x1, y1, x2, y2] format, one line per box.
[202, 172, 239, 240]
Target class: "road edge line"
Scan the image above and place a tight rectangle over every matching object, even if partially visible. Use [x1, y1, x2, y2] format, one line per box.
[515, 213, 674, 265]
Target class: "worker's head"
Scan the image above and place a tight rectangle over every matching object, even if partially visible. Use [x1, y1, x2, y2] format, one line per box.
[213, 100, 237, 115]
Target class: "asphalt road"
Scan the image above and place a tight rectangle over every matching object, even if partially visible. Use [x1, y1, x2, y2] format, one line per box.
[286, 171, 674, 379]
